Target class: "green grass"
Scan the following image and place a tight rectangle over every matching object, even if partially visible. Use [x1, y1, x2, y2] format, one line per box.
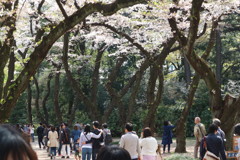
[165, 154, 197, 160]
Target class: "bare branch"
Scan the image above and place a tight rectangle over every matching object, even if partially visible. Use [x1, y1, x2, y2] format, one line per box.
[56, 0, 68, 18]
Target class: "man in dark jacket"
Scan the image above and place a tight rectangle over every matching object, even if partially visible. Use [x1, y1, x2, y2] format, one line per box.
[92, 121, 103, 160]
[36, 123, 44, 149]
[200, 124, 226, 160]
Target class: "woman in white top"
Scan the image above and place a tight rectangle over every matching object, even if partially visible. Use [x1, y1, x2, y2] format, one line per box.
[48, 126, 59, 159]
[29, 124, 35, 142]
[139, 127, 158, 160]
[234, 123, 240, 160]
[79, 124, 103, 160]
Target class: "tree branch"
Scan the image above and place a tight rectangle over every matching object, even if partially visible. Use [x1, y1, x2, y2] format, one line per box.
[56, 0, 68, 18]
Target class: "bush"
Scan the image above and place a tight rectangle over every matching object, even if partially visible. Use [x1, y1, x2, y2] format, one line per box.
[165, 154, 197, 160]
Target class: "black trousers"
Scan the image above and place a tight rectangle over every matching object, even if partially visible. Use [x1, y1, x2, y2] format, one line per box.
[92, 148, 100, 160]
[163, 144, 170, 152]
[38, 136, 44, 148]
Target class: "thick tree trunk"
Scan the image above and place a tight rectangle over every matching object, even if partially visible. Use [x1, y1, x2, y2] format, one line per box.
[3, 51, 15, 98]
[175, 74, 200, 153]
[54, 65, 63, 124]
[27, 83, 33, 124]
[183, 57, 191, 86]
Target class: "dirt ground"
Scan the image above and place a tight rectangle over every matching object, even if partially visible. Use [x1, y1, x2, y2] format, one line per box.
[33, 138, 196, 160]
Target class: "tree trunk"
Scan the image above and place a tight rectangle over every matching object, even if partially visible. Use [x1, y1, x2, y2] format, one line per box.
[33, 76, 44, 122]
[183, 57, 191, 87]
[54, 65, 63, 124]
[27, 83, 33, 124]
[215, 29, 222, 85]
[42, 73, 52, 124]
[175, 74, 200, 153]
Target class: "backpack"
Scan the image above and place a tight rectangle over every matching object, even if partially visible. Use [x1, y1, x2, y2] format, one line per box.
[103, 129, 112, 145]
[105, 134, 112, 145]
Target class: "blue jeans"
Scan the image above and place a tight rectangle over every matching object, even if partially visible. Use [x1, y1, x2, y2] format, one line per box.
[82, 148, 92, 160]
[50, 147, 57, 156]
[31, 133, 34, 142]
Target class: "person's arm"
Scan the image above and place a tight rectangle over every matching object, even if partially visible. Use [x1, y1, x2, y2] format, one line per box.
[119, 136, 124, 148]
[194, 125, 198, 137]
[219, 139, 227, 160]
[137, 137, 141, 160]
[91, 130, 103, 139]
[199, 139, 205, 160]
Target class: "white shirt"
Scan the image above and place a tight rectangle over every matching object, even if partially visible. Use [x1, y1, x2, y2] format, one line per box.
[119, 132, 140, 159]
[139, 137, 158, 156]
[79, 132, 102, 149]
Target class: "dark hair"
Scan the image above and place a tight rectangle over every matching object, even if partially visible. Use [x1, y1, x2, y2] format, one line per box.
[234, 123, 240, 136]
[93, 121, 99, 128]
[102, 123, 108, 129]
[164, 121, 169, 126]
[213, 118, 221, 127]
[0, 125, 38, 160]
[125, 123, 133, 132]
[51, 126, 55, 132]
[208, 124, 218, 134]
[74, 125, 78, 130]
[84, 124, 91, 134]
[96, 145, 131, 160]
[143, 127, 152, 138]
[39, 123, 42, 125]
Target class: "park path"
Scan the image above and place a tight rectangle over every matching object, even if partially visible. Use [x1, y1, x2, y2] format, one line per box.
[32, 138, 195, 160]
[32, 140, 75, 160]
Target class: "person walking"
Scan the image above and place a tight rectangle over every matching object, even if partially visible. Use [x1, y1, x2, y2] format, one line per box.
[200, 124, 226, 160]
[140, 127, 158, 160]
[36, 123, 45, 149]
[92, 121, 104, 160]
[72, 125, 81, 159]
[194, 117, 206, 159]
[119, 122, 141, 160]
[60, 123, 71, 158]
[30, 124, 35, 142]
[102, 123, 112, 146]
[79, 124, 103, 160]
[48, 126, 59, 159]
[161, 121, 175, 153]
[213, 118, 226, 143]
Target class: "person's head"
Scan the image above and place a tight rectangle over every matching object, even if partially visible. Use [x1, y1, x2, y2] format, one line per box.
[163, 121, 169, 126]
[51, 126, 55, 132]
[125, 123, 133, 133]
[39, 123, 42, 126]
[212, 118, 221, 127]
[93, 121, 99, 129]
[84, 124, 91, 134]
[62, 123, 67, 129]
[194, 117, 201, 124]
[0, 125, 38, 160]
[74, 125, 78, 130]
[102, 123, 108, 129]
[234, 123, 240, 136]
[208, 124, 218, 134]
[96, 145, 131, 160]
[143, 127, 152, 138]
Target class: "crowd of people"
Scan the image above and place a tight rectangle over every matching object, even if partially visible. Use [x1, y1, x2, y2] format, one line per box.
[1, 117, 240, 160]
